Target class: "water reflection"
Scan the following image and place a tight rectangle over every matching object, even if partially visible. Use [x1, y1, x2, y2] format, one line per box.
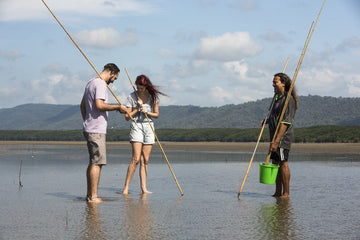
[119, 194, 163, 240]
[78, 202, 108, 240]
[257, 198, 301, 239]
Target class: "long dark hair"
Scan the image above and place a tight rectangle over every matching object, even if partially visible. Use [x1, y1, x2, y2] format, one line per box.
[274, 73, 299, 109]
[135, 75, 168, 106]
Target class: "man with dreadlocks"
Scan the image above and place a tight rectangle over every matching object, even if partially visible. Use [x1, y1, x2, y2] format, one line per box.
[263, 73, 298, 198]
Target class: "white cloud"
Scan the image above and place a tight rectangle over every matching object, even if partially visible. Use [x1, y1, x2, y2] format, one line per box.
[168, 79, 185, 92]
[347, 74, 360, 96]
[175, 30, 207, 43]
[299, 68, 338, 95]
[221, 60, 268, 89]
[335, 36, 360, 53]
[42, 63, 70, 75]
[0, 49, 24, 60]
[209, 86, 234, 104]
[195, 32, 262, 61]
[75, 28, 137, 48]
[259, 30, 291, 43]
[163, 60, 213, 79]
[222, 60, 248, 80]
[298, 67, 360, 97]
[0, 0, 156, 22]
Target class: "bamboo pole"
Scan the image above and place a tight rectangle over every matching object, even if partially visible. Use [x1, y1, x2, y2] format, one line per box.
[41, 0, 126, 111]
[125, 68, 184, 196]
[19, 159, 23, 189]
[264, 0, 326, 165]
[237, 58, 289, 198]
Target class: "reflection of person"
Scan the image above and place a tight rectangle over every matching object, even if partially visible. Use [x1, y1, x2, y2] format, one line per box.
[122, 74, 167, 194]
[81, 63, 128, 203]
[263, 73, 298, 198]
[120, 194, 156, 239]
[82, 202, 105, 239]
[258, 198, 295, 239]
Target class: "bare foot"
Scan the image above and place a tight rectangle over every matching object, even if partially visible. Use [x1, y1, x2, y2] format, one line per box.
[122, 189, 129, 195]
[272, 193, 281, 197]
[279, 194, 290, 198]
[87, 197, 104, 203]
[141, 189, 153, 194]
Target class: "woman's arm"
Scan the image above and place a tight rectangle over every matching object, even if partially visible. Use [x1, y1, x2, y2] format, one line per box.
[125, 107, 139, 121]
[143, 103, 159, 119]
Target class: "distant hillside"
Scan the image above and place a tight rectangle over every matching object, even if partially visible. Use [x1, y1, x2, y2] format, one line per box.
[0, 95, 359, 130]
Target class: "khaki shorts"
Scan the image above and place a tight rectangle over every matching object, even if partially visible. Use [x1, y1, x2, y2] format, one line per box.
[83, 132, 106, 165]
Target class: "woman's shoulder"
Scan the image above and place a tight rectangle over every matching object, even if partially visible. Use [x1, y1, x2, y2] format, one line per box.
[128, 91, 137, 98]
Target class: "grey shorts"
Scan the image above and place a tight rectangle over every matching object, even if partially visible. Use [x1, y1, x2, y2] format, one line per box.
[129, 121, 155, 144]
[271, 148, 289, 164]
[83, 132, 107, 165]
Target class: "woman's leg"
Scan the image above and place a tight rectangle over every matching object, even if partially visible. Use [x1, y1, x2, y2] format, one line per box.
[140, 144, 153, 194]
[122, 142, 142, 194]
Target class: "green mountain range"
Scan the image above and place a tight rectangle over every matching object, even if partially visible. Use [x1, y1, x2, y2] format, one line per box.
[1, 95, 359, 130]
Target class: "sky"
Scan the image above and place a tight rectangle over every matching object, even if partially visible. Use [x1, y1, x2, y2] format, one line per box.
[0, 0, 359, 109]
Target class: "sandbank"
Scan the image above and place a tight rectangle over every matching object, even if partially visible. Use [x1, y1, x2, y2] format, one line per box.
[0, 141, 359, 154]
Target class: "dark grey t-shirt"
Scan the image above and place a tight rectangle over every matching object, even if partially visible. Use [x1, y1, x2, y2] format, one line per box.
[268, 93, 296, 150]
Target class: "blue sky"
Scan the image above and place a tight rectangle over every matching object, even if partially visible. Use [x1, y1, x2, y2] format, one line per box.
[0, 0, 359, 108]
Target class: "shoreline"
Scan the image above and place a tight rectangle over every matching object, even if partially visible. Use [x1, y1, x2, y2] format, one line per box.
[1, 141, 359, 154]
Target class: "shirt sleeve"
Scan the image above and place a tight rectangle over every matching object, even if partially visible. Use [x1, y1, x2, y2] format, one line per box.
[281, 96, 295, 125]
[125, 92, 137, 108]
[94, 80, 107, 101]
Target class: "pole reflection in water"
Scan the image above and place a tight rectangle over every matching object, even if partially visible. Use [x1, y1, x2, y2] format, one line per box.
[257, 198, 303, 239]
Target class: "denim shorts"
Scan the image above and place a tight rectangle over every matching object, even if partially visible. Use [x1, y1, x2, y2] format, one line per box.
[83, 132, 107, 165]
[129, 121, 155, 144]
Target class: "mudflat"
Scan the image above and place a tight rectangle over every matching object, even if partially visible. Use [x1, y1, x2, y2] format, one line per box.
[1, 141, 359, 153]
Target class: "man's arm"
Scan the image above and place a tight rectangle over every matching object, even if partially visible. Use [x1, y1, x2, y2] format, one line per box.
[270, 123, 288, 152]
[95, 99, 128, 113]
[80, 97, 86, 121]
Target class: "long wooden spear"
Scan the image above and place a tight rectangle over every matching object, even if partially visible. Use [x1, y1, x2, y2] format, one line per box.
[264, 0, 326, 165]
[237, 58, 289, 198]
[125, 68, 184, 196]
[41, 0, 126, 113]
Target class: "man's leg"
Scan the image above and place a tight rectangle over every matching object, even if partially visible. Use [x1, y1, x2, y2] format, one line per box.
[280, 161, 290, 198]
[87, 164, 104, 203]
[272, 154, 282, 197]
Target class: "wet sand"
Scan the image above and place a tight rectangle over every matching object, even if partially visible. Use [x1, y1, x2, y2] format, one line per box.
[1, 141, 359, 154]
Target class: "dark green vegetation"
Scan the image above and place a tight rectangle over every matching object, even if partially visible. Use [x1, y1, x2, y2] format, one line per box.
[1, 95, 359, 143]
[1, 125, 359, 143]
[1, 95, 360, 130]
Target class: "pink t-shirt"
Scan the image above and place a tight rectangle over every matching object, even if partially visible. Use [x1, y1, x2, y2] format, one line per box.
[82, 78, 108, 134]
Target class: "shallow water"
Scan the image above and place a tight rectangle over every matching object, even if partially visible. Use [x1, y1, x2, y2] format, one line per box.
[1, 143, 360, 240]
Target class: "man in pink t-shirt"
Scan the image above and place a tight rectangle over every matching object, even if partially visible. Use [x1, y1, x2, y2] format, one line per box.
[80, 63, 128, 203]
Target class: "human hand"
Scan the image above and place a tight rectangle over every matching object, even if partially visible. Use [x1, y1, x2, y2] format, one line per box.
[260, 119, 265, 127]
[141, 107, 148, 114]
[137, 99, 143, 107]
[270, 141, 279, 152]
[119, 105, 130, 114]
